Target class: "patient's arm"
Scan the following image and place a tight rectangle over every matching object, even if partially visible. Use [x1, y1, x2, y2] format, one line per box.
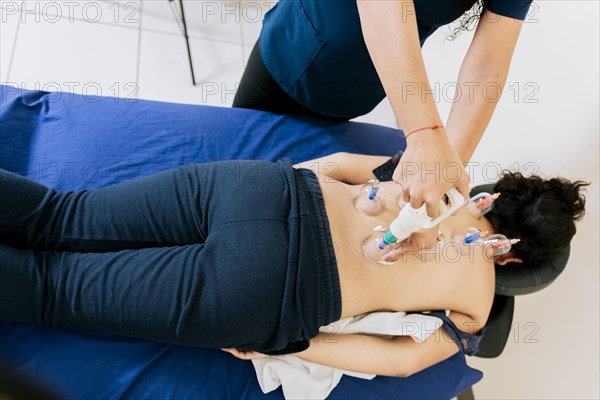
[294, 152, 391, 185]
[295, 311, 480, 377]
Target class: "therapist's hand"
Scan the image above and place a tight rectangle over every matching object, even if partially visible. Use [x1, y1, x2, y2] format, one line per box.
[221, 347, 268, 360]
[393, 129, 470, 246]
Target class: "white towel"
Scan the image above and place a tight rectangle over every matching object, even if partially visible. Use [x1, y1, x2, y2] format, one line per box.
[251, 311, 445, 400]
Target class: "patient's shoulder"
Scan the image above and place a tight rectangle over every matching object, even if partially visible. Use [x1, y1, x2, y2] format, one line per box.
[460, 261, 495, 328]
[438, 252, 495, 327]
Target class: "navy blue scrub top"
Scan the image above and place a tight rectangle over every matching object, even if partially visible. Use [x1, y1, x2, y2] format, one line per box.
[259, 0, 533, 119]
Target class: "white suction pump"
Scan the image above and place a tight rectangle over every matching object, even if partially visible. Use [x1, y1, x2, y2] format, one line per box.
[381, 188, 466, 248]
[362, 188, 466, 264]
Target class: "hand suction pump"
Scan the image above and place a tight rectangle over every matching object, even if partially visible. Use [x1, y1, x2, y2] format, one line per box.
[379, 188, 466, 249]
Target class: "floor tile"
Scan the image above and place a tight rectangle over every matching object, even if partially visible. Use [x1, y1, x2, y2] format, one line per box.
[13, 0, 141, 30]
[182, 0, 242, 44]
[0, 4, 20, 82]
[242, 43, 253, 66]
[8, 15, 139, 97]
[143, 0, 242, 45]
[141, 0, 182, 35]
[137, 30, 244, 106]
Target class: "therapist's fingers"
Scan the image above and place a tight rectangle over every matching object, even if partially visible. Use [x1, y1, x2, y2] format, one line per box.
[407, 186, 442, 219]
[401, 183, 412, 205]
[221, 348, 267, 360]
[400, 184, 441, 219]
[381, 246, 404, 263]
[401, 185, 410, 204]
[410, 226, 439, 250]
[456, 171, 472, 200]
[408, 190, 426, 211]
[423, 193, 442, 220]
[392, 164, 409, 201]
[402, 176, 470, 217]
[441, 156, 471, 201]
[393, 125, 475, 215]
[381, 237, 424, 263]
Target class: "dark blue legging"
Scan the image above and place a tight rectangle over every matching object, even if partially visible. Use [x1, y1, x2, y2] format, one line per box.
[0, 160, 341, 355]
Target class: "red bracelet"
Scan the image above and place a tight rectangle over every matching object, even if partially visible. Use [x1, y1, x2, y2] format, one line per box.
[405, 124, 444, 139]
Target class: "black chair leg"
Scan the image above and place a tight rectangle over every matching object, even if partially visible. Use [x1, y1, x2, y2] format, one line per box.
[179, 0, 196, 85]
[457, 386, 475, 400]
[168, 0, 196, 85]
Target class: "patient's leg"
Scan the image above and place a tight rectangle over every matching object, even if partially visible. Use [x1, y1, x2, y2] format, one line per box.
[0, 241, 280, 351]
[0, 167, 208, 251]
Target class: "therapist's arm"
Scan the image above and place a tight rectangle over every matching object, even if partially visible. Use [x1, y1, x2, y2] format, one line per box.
[356, 0, 470, 222]
[357, 0, 441, 135]
[445, 9, 524, 163]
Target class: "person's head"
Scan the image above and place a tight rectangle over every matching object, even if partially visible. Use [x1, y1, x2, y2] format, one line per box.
[484, 171, 589, 267]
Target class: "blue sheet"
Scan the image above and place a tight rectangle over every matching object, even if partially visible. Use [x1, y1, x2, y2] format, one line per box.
[0, 85, 482, 399]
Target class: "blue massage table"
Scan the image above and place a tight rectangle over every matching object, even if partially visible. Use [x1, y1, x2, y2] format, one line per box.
[0, 85, 482, 399]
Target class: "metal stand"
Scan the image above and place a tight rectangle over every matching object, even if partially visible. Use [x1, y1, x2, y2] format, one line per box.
[168, 0, 196, 85]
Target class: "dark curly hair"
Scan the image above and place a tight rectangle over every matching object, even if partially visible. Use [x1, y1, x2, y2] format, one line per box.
[485, 172, 589, 266]
[445, 0, 485, 42]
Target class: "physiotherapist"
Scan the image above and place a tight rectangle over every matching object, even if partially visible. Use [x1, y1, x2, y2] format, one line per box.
[233, 0, 533, 246]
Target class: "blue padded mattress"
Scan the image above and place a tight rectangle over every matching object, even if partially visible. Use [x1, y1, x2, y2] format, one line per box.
[0, 85, 482, 399]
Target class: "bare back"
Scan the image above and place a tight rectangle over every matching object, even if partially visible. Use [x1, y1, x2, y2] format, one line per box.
[318, 177, 496, 324]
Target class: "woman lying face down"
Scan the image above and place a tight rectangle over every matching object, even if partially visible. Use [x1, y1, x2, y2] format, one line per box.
[0, 153, 588, 377]
[233, 152, 586, 375]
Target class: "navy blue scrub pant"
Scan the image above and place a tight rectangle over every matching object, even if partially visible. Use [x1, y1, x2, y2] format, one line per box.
[233, 43, 346, 122]
[0, 161, 341, 355]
